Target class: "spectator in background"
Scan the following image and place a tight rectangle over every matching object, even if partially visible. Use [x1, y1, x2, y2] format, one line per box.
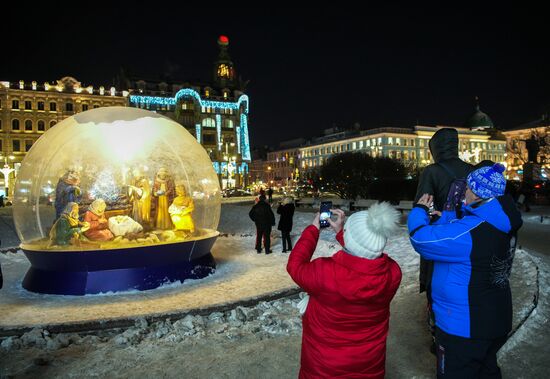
[414, 127, 472, 353]
[267, 187, 274, 203]
[249, 195, 275, 254]
[277, 197, 295, 253]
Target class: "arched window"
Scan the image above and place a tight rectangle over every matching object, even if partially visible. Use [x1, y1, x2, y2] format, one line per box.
[25, 120, 33, 131]
[12, 119, 20, 130]
[37, 120, 45, 131]
[201, 118, 215, 128]
[224, 119, 234, 129]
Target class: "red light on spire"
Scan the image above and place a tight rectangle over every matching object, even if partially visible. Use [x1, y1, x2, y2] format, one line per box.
[218, 35, 229, 45]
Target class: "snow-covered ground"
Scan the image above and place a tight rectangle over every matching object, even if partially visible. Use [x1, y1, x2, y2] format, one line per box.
[0, 204, 543, 378]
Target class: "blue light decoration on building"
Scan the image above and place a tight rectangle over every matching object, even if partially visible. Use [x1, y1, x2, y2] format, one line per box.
[129, 89, 251, 161]
[240, 114, 251, 161]
[216, 114, 222, 151]
[236, 126, 241, 153]
[220, 162, 228, 174]
[212, 161, 221, 174]
[195, 124, 201, 143]
[240, 162, 249, 175]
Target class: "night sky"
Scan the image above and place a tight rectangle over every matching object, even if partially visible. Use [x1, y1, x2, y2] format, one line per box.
[2, 4, 549, 147]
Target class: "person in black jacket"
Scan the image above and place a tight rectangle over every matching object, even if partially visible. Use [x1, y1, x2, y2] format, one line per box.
[277, 197, 295, 253]
[415, 127, 472, 353]
[249, 195, 275, 254]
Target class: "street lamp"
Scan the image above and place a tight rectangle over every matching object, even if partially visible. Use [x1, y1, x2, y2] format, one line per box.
[0, 155, 16, 200]
[224, 142, 236, 189]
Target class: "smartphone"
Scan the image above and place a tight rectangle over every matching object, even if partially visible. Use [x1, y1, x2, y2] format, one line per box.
[319, 201, 332, 228]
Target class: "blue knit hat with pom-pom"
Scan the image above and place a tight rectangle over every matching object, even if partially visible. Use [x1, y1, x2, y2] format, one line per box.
[467, 163, 506, 199]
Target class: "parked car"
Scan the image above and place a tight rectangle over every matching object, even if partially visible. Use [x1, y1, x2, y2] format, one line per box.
[222, 189, 253, 198]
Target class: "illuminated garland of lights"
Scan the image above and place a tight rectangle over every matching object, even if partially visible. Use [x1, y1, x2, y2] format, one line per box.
[216, 114, 222, 150]
[195, 124, 201, 143]
[129, 89, 250, 113]
[236, 126, 241, 153]
[240, 114, 251, 161]
[129, 95, 176, 105]
[212, 161, 220, 174]
[236, 94, 249, 114]
[129, 88, 252, 163]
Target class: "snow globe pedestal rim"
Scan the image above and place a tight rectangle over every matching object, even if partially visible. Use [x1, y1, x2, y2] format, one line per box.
[20, 231, 219, 295]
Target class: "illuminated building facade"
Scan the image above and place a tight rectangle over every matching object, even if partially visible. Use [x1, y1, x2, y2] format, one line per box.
[0, 77, 128, 198]
[297, 125, 506, 172]
[126, 36, 251, 189]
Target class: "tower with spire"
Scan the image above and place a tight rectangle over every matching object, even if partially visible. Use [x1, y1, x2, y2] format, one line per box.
[213, 35, 236, 89]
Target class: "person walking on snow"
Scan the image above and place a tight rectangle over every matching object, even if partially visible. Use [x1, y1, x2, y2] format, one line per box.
[249, 195, 275, 254]
[287, 204, 402, 378]
[277, 197, 295, 253]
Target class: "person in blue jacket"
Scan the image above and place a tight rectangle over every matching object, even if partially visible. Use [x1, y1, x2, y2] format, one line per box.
[408, 163, 522, 379]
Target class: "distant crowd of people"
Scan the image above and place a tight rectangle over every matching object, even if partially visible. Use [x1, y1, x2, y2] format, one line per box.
[257, 128, 522, 379]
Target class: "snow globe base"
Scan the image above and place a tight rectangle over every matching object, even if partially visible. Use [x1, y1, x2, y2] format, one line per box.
[21, 233, 218, 295]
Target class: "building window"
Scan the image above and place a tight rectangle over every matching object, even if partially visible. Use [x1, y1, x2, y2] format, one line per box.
[50, 120, 57, 128]
[12, 100, 19, 109]
[12, 140, 21, 152]
[25, 100, 32, 110]
[25, 140, 33, 152]
[82, 104, 89, 111]
[396, 138, 401, 146]
[50, 102, 57, 111]
[65, 102, 74, 112]
[205, 89, 210, 97]
[203, 134, 216, 144]
[25, 120, 33, 131]
[37, 101, 45, 110]
[37, 120, 45, 131]
[12, 119, 20, 131]
[0, 139, 2, 152]
[202, 118, 216, 128]
[224, 119, 234, 128]
[411, 151, 416, 160]
[388, 137, 393, 145]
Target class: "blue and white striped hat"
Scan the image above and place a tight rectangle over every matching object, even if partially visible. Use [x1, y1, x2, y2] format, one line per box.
[467, 163, 506, 199]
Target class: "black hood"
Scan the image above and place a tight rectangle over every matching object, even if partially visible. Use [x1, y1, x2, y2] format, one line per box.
[429, 128, 459, 162]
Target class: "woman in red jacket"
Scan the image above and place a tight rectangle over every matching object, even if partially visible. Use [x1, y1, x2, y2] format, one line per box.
[287, 203, 402, 378]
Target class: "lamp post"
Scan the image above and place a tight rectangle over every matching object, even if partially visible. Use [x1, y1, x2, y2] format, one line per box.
[0, 155, 16, 200]
[224, 142, 236, 189]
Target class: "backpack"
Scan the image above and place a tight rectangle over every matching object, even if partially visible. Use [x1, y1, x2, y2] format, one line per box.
[437, 162, 468, 217]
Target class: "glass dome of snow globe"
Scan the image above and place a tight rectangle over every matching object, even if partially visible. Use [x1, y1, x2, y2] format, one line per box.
[13, 107, 221, 295]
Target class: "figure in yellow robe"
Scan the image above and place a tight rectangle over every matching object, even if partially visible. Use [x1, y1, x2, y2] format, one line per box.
[128, 172, 151, 226]
[152, 168, 175, 230]
[168, 184, 195, 233]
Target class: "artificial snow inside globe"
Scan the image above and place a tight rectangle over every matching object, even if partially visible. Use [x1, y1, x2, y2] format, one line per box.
[13, 107, 221, 295]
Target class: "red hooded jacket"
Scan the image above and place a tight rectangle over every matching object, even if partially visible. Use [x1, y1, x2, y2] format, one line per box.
[287, 225, 402, 378]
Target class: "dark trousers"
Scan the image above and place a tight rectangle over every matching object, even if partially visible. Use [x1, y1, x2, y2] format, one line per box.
[281, 230, 292, 251]
[255, 226, 271, 252]
[435, 327, 508, 379]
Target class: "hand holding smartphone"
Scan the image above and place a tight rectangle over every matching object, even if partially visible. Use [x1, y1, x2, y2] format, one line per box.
[319, 201, 332, 228]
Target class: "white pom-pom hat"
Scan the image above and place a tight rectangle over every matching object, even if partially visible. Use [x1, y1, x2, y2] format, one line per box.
[343, 202, 400, 259]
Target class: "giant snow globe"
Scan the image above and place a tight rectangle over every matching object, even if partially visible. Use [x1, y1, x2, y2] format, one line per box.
[13, 107, 221, 295]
